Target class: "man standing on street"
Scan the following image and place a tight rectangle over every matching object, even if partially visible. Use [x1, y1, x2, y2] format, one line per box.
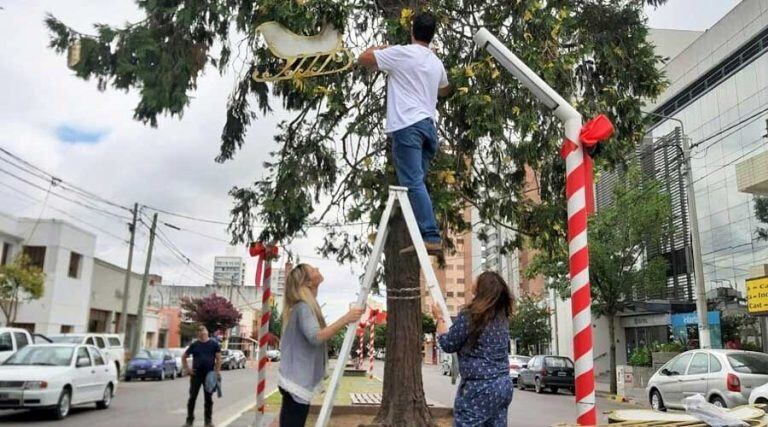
[358, 12, 451, 256]
[183, 324, 222, 427]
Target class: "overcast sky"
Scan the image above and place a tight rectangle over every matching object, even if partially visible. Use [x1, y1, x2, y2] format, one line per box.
[0, 0, 742, 321]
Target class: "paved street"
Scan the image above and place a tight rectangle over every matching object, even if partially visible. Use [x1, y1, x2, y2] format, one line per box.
[373, 361, 639, 427]
[0, 363, 278, 427]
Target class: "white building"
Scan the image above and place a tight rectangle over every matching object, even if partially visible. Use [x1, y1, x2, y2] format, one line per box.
[213, 256, 245, 287]
[0, 213, 96, 334]
[90, 259, 161, 350]
[273, 268, 286, 310]
[470, 213, 520, 299]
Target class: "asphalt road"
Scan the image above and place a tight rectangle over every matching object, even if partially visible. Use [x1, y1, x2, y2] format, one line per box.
[0, 362, 279, 427]
[373, 361, 638, 427]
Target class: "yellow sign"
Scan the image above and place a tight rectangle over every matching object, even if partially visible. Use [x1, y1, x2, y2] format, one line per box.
[746, 276, 768, 313]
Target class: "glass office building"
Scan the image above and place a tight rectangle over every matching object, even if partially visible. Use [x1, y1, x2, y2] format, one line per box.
[648, 12, 768, 298]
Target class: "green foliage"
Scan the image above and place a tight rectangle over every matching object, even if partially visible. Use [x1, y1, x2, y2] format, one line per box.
[756, 196, 768, 241]
[327, 330, 346, 357]
[721, 313, 758, 343]
[374, 324, 387, 349]
[269, 304, 282, 338]
[654, 341, 684, 353]
[509, 295, 551, 356]
[527, 166, 671, 318]
[46, 0, 668, 259]
[422, 313, 436, 336]
[0, 255, 45, 325]
[628, 345, 652, 367]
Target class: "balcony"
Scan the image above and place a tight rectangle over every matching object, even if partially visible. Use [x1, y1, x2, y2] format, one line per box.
[736, 150, 768, 195]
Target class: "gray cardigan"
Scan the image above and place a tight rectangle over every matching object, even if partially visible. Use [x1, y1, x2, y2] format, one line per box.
[278, 302, 327, 404]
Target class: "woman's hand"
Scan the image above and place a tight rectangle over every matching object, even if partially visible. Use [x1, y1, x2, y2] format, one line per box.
[431, 303, 443, 321]
[345, 305, 365, 324]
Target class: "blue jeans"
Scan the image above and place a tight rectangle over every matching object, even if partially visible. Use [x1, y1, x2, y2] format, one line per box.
[391, 118, 441, 243]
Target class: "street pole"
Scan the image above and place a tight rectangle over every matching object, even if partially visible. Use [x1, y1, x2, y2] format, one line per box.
[643, 111, 711, 349]
[680, 132, 711, 348]
[131, 213, 157, 358]
[118, 203, 138, 337]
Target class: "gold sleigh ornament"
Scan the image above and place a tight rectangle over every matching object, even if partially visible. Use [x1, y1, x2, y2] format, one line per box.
[252, 22, 354, 82]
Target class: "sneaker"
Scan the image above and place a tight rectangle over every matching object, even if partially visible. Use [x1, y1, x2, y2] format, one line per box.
[399, 241, 443, 256]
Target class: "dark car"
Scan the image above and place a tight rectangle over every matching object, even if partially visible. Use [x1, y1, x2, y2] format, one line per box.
[125, 349, 177, 381]
[517, 355, 574, 394]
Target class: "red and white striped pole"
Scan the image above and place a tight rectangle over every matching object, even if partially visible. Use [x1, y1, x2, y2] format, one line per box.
[249, 242, 278, 426]
[561, 115, 613, 426]
[368, 319, 375, 379]
[357, 321, 366, 369]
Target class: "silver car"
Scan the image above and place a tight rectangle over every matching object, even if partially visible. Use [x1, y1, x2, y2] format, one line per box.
[646, 349, 768, 410]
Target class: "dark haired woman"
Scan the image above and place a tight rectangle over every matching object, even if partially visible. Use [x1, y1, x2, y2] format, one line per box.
[432, 271, 514, 427]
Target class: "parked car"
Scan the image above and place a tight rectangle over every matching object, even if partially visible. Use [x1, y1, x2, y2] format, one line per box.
[167, 348, 187, 377]
[221, 349, 247, 370]
[0, 344, 117, 419]
[509, 355, 531, 383]
[749, 381, 768, 405]
[0, 327, 34, 363]
[124, 349, 177, 381]
[48, 334, 124, 374]
[375, 349, 386, 360]
[266, 349, 281, 361]
[517, 355, 575, 394]
[647, 349, 768, 411]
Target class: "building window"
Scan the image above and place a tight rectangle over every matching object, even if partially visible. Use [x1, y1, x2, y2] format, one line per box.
[457, 278, 465, 284]
[1, 242, 11, 266]
[457, 292, 465, 297]
[22, 246, 46, 270]
[60, 325, 73, 333]
[457, 265, 464, 270]
[68, 252, 82, 278]
[447, 292, 454, 297]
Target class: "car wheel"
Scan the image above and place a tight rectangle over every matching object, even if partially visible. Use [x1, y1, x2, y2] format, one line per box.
[171, 368, 177, 380]
[535, 377, 545, 394]
[124, 376, 132, 382]
[52, 389, 71, 420]
[96, 384, 113, 409]
[710, 395, 727, 408]
[650, 389, 666, 412]
[517, 378, 525, 390]
[159, 369, 165, 381]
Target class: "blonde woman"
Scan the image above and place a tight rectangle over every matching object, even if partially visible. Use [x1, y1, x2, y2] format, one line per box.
[278, 264, 364, 426]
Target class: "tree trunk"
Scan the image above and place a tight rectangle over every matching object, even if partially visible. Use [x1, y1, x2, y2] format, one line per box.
[608, 314, 617, 395]
[372, 214, 435, 427]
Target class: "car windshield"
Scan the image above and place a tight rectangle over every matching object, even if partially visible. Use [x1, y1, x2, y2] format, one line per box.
[134, 350, 163, 360]
[3, 346, 73, 366]
[727, 353, 768, 375]
[546, 357, 573, 368]
[48, 336, 83, 344]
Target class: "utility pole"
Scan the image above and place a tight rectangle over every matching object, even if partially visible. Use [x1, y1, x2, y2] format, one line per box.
[118, 203, 138, 338]
[643, 111, 710, 348]
[680, 130, 711, 348]
[131, 213, 157, 358]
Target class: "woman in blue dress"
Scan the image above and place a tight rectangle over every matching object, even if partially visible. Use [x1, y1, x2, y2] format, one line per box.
[433, 271, 514, 427]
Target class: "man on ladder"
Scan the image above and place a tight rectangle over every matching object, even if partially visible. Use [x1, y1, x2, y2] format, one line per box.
[358, 12, 451, 255]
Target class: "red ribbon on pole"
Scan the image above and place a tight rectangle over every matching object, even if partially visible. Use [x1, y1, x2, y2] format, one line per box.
[559, 114, 614, 214]
[249, 242, 279, 288]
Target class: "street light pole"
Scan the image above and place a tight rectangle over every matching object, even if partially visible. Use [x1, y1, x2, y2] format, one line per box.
[643, 112, 711, 349]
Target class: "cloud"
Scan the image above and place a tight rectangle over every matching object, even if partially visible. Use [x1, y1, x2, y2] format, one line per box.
[0, 0, 367, 321]
[55, 124, 108, 144]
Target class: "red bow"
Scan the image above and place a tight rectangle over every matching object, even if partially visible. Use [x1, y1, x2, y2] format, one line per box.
[249, 242, 279, 287]
[560, 114, 614, 214]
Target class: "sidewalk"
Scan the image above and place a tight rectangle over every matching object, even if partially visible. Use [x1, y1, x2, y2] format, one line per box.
[596, 381, 647, 405]
[225, 409, 275, 427]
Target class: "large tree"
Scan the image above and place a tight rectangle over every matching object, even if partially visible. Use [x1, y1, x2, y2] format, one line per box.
[47, 1, 666, 424]
[509, 294, 551, 356]
[527, 166, 671, 394]
[756, 196, 768, 241]
[0, 255, 45, 326]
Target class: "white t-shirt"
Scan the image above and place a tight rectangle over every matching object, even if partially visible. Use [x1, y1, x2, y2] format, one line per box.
[374, 44, 449, 133]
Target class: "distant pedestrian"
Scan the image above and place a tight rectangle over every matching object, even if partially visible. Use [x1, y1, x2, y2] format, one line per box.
[278, 264, 364, 427]
[182, 324, 222, 427]
[432, 271, 514, 427]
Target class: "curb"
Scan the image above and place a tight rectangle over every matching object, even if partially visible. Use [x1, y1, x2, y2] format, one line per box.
[220, 388, 280, 427]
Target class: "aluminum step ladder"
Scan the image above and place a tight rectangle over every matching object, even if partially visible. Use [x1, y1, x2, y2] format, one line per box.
[315, 185, 455, 427]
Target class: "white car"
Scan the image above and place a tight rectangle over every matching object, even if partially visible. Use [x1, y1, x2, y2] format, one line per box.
[48, 334, 124, 374]
[0, 344, 118, 419]
[0, 328, 33, 363]
[266, 349, 281, 361]
[749, 382, 768, 405]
